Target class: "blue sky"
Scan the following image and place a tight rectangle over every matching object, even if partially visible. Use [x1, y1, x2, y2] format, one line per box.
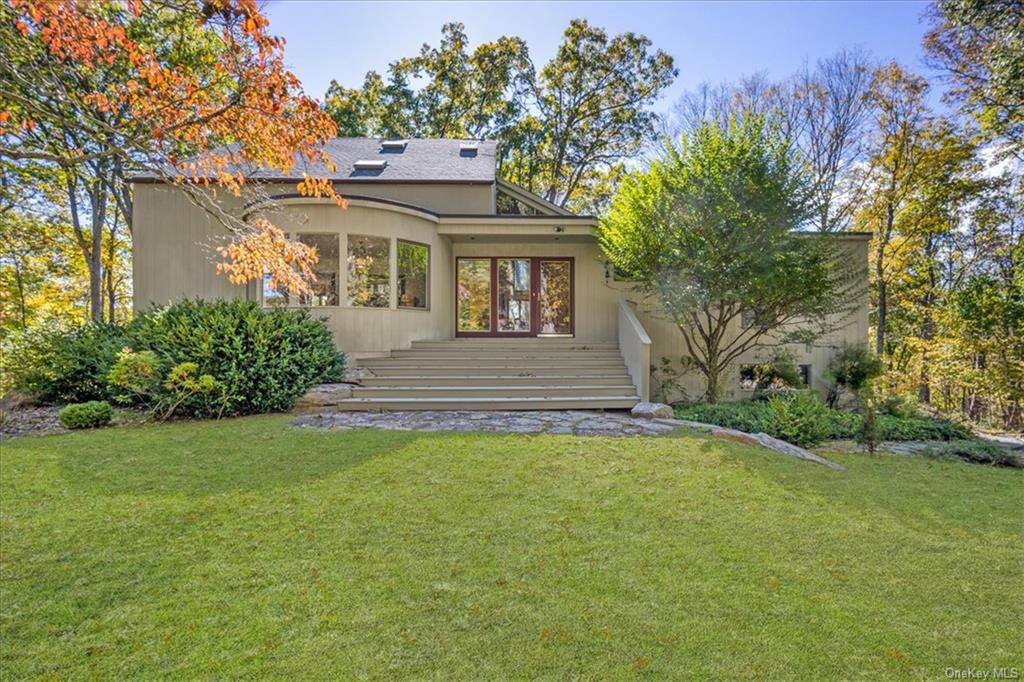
[265, 0, 940, 113]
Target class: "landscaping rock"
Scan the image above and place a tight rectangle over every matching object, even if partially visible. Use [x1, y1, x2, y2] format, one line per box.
[655, 418, 846, 471]
[630, 402, 674, 419]
[291, 384, 355, 413]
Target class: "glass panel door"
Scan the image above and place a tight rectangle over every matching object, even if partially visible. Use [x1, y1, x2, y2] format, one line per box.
[496, 258, 531, 333]
[539, 259, 572, 335]
[456, 258, 492, 332]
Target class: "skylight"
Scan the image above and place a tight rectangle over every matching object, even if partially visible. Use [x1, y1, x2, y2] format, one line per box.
[354, 159, 387, 171]
[380, 139, 408, 152]
[459, 141, 478, 156]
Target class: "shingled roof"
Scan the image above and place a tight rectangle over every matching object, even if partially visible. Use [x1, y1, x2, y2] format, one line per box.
[132, 138, 498, 184]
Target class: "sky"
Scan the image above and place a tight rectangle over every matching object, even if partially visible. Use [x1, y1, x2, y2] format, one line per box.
[263, 0, 943, 114]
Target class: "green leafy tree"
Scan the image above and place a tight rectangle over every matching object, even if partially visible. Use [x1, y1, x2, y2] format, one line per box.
[323, 19, 676, 212]
[925, 0, 1024, 159]
[600, 114, 861, 402]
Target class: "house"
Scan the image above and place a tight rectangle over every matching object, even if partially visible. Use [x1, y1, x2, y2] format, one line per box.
[132, 137, 870, 410]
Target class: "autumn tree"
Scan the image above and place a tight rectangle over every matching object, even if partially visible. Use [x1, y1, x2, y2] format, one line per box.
[1, 0, 345, 312]
[600, 115, 861, 402]
[925, 0, 1024, 159]
[856, 63, 932, 358]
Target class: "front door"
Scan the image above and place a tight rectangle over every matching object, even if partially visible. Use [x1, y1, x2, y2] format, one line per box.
[456, 257, 574, 337]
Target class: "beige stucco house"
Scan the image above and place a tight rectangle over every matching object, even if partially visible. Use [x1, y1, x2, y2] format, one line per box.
[132, 137, 870, 410]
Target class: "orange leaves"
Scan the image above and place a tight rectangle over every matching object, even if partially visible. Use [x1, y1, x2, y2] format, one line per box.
[9, 0, 344, 292]
[216, 221, 319, 296]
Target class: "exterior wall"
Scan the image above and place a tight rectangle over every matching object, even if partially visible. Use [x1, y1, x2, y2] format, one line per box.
[132, 184, 455, 356]
[451, 239, 621, 343]
[616, 236, 872, 402]
[271, 203, 453, 356]
[132, 184, 249, 309]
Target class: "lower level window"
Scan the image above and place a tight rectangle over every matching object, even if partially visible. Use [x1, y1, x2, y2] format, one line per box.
[297, 233, 339, 306]
[397, 240, 429, 309]
[799, 364, 811, 386]
[348, 235, 390, 307]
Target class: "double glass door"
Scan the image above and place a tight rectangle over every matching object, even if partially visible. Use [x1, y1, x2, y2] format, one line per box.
[456, 257, 573, 336]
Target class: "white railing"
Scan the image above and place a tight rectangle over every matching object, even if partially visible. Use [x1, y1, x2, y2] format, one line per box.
[618, 298, 652, 402]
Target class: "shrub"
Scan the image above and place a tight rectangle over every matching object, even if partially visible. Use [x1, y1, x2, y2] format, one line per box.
[14, 324, 128, 403]
[879, 394, 919, 418]
[58, 401, 113, 429]
[161, 362, 225, 419]
[11, 300, 345, 419]
[754, 351, 804, 390]
[675, 397, 971, 446]
[675, 400, 774, 434]
[107, 348, 163, 407]
[129, 300, 344, 417]
[856, 385, 881, 454]
[922, 440, 1021, 468]
[765, 391, 831, 448]
[825, 343, 883, 408]
[877, 414, 971, 441]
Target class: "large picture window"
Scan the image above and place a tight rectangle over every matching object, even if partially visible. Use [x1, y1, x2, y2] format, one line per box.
[397, 240, 429, 309]
[297, 233, 339, 306]
[348, 235, 390, 307]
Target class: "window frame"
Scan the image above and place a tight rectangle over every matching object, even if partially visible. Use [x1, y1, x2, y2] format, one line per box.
[295, 232, 340, 308]
[346, 233, 392, 309]
[396, 239, 430, 311]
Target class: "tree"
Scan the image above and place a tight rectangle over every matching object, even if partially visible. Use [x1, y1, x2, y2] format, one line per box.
[600, 114, 861, 402]
[324, 23, 532, 142]
[1, 0, 344, 301]
[925, 0, 1024, 159]
[323, 20, 676, 212]
[521, 20, 676, 210]
[857, 63, 932, 358]
[668, 47, 876, 232]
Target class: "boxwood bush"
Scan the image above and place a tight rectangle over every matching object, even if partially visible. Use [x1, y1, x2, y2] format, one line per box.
[675, 396, 971, 444]
[13, 300, 345, 419]
[58, 401, 113, 429]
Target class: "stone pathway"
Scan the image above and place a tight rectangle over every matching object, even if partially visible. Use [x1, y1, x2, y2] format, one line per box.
[291, 410, 679, 437]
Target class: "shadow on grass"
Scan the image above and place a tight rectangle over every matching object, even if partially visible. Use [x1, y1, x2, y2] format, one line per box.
[56, 416, 421, 497]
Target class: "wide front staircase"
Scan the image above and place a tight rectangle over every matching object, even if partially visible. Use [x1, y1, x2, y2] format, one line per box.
[331, 338, 641, 411]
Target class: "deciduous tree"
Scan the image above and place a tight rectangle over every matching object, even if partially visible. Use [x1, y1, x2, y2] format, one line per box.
[600, 115, 861, 402]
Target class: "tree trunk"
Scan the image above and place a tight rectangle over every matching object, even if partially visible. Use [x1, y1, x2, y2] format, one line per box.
[875, 277, 886, 357]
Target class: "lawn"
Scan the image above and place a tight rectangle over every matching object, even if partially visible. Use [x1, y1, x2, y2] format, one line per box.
[1, 416, 1021, 679]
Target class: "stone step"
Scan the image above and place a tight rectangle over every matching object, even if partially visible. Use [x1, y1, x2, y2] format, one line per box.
[408, 341, 619, 351]
[361, 374, 634, 387]
[323, 396, 641, 412]
[351, 385, 638, 398]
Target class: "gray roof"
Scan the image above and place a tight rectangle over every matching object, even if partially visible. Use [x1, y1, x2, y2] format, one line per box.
[132, 138, 497, 183]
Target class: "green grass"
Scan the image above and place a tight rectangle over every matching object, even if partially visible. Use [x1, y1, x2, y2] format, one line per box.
[1, 416, 1021, 679]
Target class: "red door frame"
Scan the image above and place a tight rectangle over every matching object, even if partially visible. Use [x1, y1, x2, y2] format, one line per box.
[455, 256, 574, 337]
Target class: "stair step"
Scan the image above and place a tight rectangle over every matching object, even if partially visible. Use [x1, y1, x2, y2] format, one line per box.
[324, 396, 641, 412]
[352, 385, 637, 398]
[360, 359, 627, 368]
[365, 365, 631, 377]
[410, 339, 617, 348]
[390, 350, 623, 359]
[361, 375, 634, 387]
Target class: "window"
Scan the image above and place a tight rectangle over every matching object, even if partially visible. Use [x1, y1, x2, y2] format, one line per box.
[296, 233, 339, 306]
[739, 365, 757, 391]
[262, 274, 288, 306]
[397, 240, 429, 309]
[348, 235, 390, 307]
[799, 364, 811, 386]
